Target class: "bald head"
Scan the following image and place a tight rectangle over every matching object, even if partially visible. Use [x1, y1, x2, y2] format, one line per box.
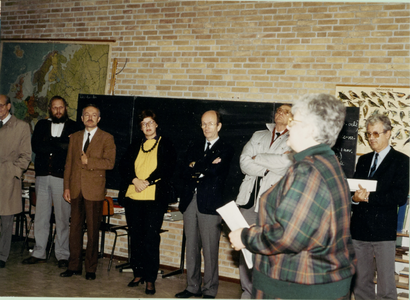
[201, 110, 222, 141]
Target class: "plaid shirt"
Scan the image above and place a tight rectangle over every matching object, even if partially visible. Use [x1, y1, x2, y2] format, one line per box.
[242, 144, 356, 286]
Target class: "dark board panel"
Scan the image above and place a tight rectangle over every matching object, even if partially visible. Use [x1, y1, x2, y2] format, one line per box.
[77, 94, 276, 200]
[76, 94, 359, 201]
[77, 94, 136, 190]
[130, 96, 277, 202]
[332, 107, 360, 178]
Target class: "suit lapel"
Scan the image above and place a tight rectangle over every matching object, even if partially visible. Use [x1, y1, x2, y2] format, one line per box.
[372, 148, 395, 179]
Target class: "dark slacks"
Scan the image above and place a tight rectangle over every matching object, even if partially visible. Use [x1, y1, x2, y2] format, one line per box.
[183, 195, 222, 297]
[125, 198, 166, 283]
[67, 193, 103, 273]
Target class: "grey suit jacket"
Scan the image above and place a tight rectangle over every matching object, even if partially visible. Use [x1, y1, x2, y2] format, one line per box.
[0, 115, 31, 215]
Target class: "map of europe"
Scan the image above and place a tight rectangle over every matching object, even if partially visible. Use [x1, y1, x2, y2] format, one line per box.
[0, 42, 110, 129]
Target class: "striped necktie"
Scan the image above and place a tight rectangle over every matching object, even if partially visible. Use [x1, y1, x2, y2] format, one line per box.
[369, 152, 379, 178]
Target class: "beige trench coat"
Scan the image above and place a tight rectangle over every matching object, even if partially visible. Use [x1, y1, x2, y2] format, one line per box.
[0, 115, 32, 215]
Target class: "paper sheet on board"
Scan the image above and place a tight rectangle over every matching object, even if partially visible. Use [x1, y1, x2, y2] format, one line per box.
[216, 201, 253, 269]
[347, 178, 377, 192]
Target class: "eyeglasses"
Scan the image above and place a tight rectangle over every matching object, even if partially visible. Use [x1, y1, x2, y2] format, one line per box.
[276, 108, 291, 115]
[0, 103, 7, 108]
[365, 131, 387, 139]
[201, 122, 217, 128]
[141, 120, 155, 128]
[287, 117, 303, 127]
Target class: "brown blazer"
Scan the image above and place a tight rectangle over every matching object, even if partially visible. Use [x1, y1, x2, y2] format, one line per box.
[64, 128, 116, 201]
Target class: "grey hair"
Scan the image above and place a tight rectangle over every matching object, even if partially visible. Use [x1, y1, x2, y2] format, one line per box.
[292, 93, 346, 147]
[365, 114, 392, 132]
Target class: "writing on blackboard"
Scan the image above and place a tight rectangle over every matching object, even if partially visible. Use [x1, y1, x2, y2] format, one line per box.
[342, 135, 355, 140]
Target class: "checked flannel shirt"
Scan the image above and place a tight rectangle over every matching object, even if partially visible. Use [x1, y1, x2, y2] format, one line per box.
[241, 144, 356, 292]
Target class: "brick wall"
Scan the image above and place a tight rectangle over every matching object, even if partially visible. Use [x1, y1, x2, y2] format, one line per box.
[5, 0, 409, 280]
[1, 1, 409, 102]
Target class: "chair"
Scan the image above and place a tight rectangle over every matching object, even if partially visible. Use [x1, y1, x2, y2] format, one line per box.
[99, 197, 129, 271]
[13, 182, 29, 243]
[21, 186, 56, 259]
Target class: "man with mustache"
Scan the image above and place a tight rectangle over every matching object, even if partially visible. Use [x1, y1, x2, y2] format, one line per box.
[60, 104, 116, 280]
[23, 96, 80, 267]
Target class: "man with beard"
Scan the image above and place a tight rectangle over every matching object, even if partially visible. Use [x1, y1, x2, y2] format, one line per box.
[23, 96, 80, 267]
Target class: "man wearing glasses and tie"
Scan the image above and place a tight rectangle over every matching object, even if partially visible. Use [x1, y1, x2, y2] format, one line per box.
[350, 114, 409, 300]
[235, 104, 294, 299]
[176, 110, 234, 299]
[60, 104, 116, 281]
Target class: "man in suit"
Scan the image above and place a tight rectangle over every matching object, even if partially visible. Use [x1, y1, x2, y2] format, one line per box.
[0, 94, 31, 268]
[22, 96, 80, 267]
[175, 110, 234, 299]
[235, 104, 293, 299]
[60, 104, 116, 280]
[350, 114, 409, 300]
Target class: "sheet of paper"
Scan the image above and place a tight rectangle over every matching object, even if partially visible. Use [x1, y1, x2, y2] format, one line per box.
[216, 201, 253, 269]
[347, 178, 377, 192]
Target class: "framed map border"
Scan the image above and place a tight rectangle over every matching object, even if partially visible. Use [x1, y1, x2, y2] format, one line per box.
[0, 40, 112, 127]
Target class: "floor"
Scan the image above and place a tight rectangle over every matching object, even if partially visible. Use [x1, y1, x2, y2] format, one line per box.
[0, 241, 242, 299]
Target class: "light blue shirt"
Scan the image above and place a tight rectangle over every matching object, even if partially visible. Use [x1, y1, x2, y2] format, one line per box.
[369, 145, 391, 177]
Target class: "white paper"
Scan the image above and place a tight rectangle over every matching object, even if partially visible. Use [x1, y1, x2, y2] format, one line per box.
[347, 178, 377, 192]
[216, 201, 253, 269]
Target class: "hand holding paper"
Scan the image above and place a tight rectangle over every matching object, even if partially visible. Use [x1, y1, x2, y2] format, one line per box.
[228, 228, 245, 251]
[216, 201, 253, 268]
[353, 184, 370, 203]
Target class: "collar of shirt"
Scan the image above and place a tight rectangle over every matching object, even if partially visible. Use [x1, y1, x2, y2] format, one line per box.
[83, 127, 98, 144]
[372, 145, 391, 168]
[205, 136, 219, 151]
[49, 119, 65, 137]
[1, 113, 11, 125]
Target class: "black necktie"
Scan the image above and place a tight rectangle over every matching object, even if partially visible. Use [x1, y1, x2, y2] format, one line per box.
[0, 120, 3, 129]
[369, 153, 379, 178]
[270, 132, 281, 146]
[204, 142, 211, 156]
[83, 133, 90, 153]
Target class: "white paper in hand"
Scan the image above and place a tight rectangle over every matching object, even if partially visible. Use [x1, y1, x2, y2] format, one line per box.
[216, 201, 253, 268]
[346, 178, 377, 192]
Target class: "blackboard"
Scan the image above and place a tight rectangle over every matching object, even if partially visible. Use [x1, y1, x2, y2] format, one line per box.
[76, 94, 359, 199]
[77, 94, 277, 200]
[332, 107, 360, 178]
[77, 94, 137, 191]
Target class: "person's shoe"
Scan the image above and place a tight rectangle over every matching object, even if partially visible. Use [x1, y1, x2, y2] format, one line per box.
[85, 272, 96, 280]
[128, 277, 145, 287]
[58, 260, 69, 269]
[145, 282, 156, 295]
[22, 256, 46, 264]
[203, 296, 215, 299]
[175, 290, 202, 298]
[0, 260, 5, 268]
[60, 270, 82, 277]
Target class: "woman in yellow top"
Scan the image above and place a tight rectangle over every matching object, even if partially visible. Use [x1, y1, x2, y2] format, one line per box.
[119, 110, 177, 295]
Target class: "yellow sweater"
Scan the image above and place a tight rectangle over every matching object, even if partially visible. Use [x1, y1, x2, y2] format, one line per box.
[125, 137, 161, 200]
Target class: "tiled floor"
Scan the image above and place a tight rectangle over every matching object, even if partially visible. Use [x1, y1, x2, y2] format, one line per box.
[0, 241, 242, 299]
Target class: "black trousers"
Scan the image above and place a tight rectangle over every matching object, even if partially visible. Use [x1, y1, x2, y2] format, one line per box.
[125, 198, 166, 283]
